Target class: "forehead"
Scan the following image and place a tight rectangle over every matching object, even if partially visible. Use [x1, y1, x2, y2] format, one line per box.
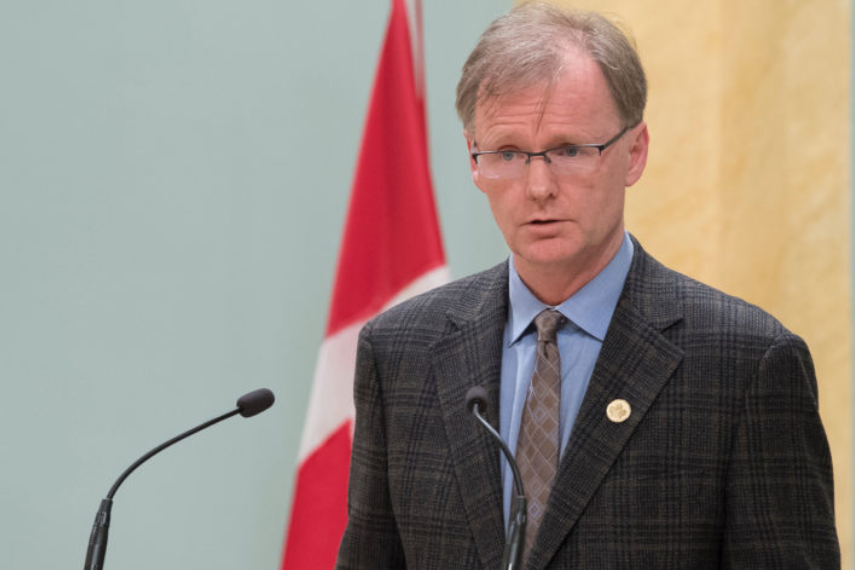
[474, 53, 620, 143]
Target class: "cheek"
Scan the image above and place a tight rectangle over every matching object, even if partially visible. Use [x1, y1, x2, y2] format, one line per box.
[485, 191, 524, 242]
[585, 167, 626, 208]
[486, 192, 512, 225]
[591, 186, 627, 231]
[483, 183, 518, 217]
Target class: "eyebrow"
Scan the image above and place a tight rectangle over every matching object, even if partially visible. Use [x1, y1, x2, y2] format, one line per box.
[474, 136, 587, 152]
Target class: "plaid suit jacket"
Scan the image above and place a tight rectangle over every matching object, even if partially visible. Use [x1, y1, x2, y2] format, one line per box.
[337, 239, 839, 569]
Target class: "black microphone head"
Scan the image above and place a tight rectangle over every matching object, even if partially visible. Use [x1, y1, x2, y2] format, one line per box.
[237, 388, 275, 418]
[465, 386, 489, 415]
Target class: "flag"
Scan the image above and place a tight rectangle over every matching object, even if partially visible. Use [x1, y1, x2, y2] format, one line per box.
[281, 0, 447, 567]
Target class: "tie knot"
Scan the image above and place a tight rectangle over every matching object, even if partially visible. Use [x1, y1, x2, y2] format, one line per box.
[534, 309, 565, 343]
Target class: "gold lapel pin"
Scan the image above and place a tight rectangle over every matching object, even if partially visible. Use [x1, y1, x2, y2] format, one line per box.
[606, 399, 631, 423]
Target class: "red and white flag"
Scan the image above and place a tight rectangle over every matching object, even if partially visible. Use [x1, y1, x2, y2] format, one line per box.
[281, 0, 447, 567]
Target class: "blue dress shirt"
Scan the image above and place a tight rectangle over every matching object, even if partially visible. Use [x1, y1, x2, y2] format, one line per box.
[500, 232, 634, 526]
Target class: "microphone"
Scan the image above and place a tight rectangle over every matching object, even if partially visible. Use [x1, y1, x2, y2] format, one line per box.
[465, 386, 526, 570]
[237, 387, 276, 417]
[83, 388, 275, 570]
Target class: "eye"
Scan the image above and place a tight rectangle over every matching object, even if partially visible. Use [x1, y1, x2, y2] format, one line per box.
[558, 146, 580, 158]
[499, 150, 519, 162]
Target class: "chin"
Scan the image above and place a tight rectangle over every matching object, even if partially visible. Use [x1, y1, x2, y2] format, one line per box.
[514, 242, 583, 269]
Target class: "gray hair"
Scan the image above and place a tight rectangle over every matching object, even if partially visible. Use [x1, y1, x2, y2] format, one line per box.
[455, 2, 646, 134]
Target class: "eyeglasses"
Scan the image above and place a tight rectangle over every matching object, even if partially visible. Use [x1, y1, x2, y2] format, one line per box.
[471, 126, 630, 180]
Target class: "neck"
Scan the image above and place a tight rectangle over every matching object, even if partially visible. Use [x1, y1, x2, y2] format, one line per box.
[514, 234, 624, 306]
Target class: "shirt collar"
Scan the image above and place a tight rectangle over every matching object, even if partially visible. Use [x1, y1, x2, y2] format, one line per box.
[507, 232, 634, 345]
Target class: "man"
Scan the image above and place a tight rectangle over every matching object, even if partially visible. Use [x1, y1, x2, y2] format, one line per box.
[336, 3, 839, 568]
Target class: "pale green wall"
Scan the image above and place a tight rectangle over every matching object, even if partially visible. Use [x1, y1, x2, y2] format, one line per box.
[0, 1, 509, 568]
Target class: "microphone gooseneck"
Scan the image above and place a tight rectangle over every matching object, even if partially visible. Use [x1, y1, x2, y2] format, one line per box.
[464, 386, 526, 570]
[105, 407, 241, 501]
[83, 388, 276, 570]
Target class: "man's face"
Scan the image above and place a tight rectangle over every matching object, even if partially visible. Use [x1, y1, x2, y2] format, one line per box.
[465, 52, 649, 285]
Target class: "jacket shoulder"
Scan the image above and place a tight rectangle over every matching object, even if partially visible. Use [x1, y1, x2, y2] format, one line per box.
[653, 255, 795, 344]
[365, 261, 508, 337]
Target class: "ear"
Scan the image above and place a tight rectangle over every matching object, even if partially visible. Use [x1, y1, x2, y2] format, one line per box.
[624, 122, 649, 187]
[464, 129, 485, 191]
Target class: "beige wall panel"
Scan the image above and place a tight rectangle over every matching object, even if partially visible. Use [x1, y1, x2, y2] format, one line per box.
[545, 0, 851, 563]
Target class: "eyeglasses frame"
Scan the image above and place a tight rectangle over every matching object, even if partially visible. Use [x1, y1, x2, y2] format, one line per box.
[470, 125, 632, 173]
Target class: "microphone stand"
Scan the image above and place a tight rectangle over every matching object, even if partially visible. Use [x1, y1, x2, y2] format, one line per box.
[470, 399, 526, 570]
[83, 388, 274, 570]
[83, 409, 240, 570]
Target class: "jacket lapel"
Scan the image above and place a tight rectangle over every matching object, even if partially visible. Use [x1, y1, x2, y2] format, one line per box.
[433, 263, 510, 570]
[527, 244, 686, 570]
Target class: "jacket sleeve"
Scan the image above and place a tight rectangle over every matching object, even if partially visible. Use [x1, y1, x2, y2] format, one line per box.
[721, 332, 839, 568]
[336, 322, 407, 569]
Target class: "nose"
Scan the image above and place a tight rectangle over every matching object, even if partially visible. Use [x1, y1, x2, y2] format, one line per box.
[525, 155, 556, 201]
